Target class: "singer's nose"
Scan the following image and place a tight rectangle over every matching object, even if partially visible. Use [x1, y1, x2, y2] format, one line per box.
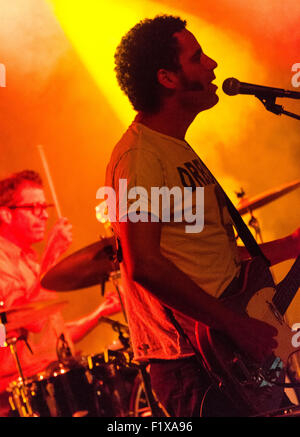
[203, 53, 218, 70]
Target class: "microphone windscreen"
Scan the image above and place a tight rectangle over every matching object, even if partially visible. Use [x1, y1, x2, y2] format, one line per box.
[222, 78, 240, 96]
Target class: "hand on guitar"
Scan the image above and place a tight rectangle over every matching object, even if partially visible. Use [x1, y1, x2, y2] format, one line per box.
[226, 314, 278, 363]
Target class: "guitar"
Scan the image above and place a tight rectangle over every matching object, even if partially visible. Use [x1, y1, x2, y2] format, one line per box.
[195, 255, 300, 416]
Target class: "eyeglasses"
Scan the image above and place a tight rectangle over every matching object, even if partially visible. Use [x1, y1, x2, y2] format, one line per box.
[7, 203, 54, 217]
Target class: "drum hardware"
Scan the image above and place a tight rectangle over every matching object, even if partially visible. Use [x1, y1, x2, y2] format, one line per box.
[8, 361, 100, 417]
[235, 179, 300, 242]
[247, 214, 263, 243]
[39, 236, 167, 417]
[5, 337, 26, 385]
[56, 333, 77, 367]
[83, 349, 154, 417]
[40, 237, 119, 292]
[96, 318, 166, 416]
[83, 350, 135, 417]
[109, 270, 127, 323]
[137, 363, 169, 417]
[0, 300, 69, 417]
[2, 238, 159, 417]
[1, 300, 69, 383]
[99, 317, 130, 351]
[236, 179, 300, 216]
[5, 336, 34, 417]
[128, 373, 152, 417]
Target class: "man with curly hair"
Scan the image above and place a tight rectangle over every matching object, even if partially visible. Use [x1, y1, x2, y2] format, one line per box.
[106, 15, 300, 416]
[0, 170, 121, 416]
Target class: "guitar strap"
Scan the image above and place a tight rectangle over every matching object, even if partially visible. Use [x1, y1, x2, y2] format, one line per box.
[163, 156, 271, 392]
[192, 153, 271, 266]
[222, 190, 271, 266]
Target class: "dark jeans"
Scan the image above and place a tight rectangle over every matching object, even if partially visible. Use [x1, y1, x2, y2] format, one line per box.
[149, 356, 242, 417]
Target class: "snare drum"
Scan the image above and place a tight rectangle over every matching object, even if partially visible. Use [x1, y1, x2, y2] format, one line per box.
[8, 362, 99, 417]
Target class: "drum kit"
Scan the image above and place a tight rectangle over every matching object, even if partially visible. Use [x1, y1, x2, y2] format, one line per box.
[235, 179, 300, 243]
[1, 236, 155, 418]
[1, 179, 300, 418]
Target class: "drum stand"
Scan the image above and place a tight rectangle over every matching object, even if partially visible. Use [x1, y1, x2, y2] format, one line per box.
[6, 336, 34, 417]
[137, 364, 169, 417]
[247, 211, 263, 243]
[102, 252, 168, 417]
[6, 337, 26, 383]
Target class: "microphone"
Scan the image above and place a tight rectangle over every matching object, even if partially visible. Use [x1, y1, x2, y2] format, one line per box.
[223, 77, 300, 99]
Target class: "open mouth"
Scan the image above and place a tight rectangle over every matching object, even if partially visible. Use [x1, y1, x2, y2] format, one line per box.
[207, 80, 218, 92]
[207, 75, 218, 91]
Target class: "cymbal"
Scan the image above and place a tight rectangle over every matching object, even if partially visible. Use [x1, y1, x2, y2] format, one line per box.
[3, 300, 68, 332]
[40, 237, 119, 292]
[237, 180, 300, 215]
[98, 316, 129, 333]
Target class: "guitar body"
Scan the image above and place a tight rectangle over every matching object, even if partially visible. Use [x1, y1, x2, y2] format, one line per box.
[195, 257, 297, 416]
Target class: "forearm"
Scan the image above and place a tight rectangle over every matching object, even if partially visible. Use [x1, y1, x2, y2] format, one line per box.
[65, 294, 122, 343]
[238, 234, 297, 266]
[65, 310, 100, 344]
[131, 252, 238, 334]
[39, 217, 73, 276]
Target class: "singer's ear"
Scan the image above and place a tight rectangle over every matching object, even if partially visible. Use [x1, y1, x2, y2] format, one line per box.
[0, 207, 12, 225]
[157, 68, 178, 90]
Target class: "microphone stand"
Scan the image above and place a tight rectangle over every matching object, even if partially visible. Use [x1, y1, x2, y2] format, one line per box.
[257, 96, 300, 121]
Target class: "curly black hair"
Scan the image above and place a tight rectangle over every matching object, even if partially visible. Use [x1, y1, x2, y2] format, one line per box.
[114, 15, 187, 113]
[0, 170, 43, 207]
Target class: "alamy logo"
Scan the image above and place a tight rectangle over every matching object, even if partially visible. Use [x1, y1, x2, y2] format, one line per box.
[0, 64, 6, 88]
[96, 179, 205, 233]
[0, 323, 6, 347]
[291, 323, 300, 348]
[291, 63, 300, 88]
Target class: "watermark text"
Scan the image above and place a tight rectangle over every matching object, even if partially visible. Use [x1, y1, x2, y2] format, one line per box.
[0, 64, 6, 88]
[291, 63, 300, 88]
[96, 179, 204, 233]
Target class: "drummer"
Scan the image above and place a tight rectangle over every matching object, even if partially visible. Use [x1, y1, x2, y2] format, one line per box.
[0, 170, 121, 416]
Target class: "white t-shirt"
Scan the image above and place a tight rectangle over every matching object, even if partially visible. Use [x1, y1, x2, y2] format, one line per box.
[105, 122, 241, 361]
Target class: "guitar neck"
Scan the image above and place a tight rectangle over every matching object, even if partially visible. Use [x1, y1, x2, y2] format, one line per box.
[272, 255, 300, 316]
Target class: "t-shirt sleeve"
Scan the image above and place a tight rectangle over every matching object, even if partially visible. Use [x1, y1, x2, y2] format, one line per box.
[111, 148, 166, 223]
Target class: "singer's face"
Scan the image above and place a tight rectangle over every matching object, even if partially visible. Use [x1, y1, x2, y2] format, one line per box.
[173, 29, 219, 112]
[9, 184, 49, 246]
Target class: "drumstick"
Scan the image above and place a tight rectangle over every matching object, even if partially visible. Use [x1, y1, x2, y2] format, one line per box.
[37, 144, 62, 218]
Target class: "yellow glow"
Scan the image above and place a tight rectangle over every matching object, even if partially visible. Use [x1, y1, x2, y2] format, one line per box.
[46, 0, 147, 126]
[46, 0, 267, 134]
[46, 0, 269, 200]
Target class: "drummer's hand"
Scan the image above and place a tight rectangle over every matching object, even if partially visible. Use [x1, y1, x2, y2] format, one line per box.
[41, 218, 72, 273]
[47, 217, 73, 256]
[97, 291, 122, 317]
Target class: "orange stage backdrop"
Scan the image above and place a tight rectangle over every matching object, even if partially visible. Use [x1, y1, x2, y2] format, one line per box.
[0, 0, 299, 356]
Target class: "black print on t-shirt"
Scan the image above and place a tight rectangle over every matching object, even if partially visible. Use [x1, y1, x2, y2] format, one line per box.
[176, 159, 235, 242]
[177, 159, 215, 188]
